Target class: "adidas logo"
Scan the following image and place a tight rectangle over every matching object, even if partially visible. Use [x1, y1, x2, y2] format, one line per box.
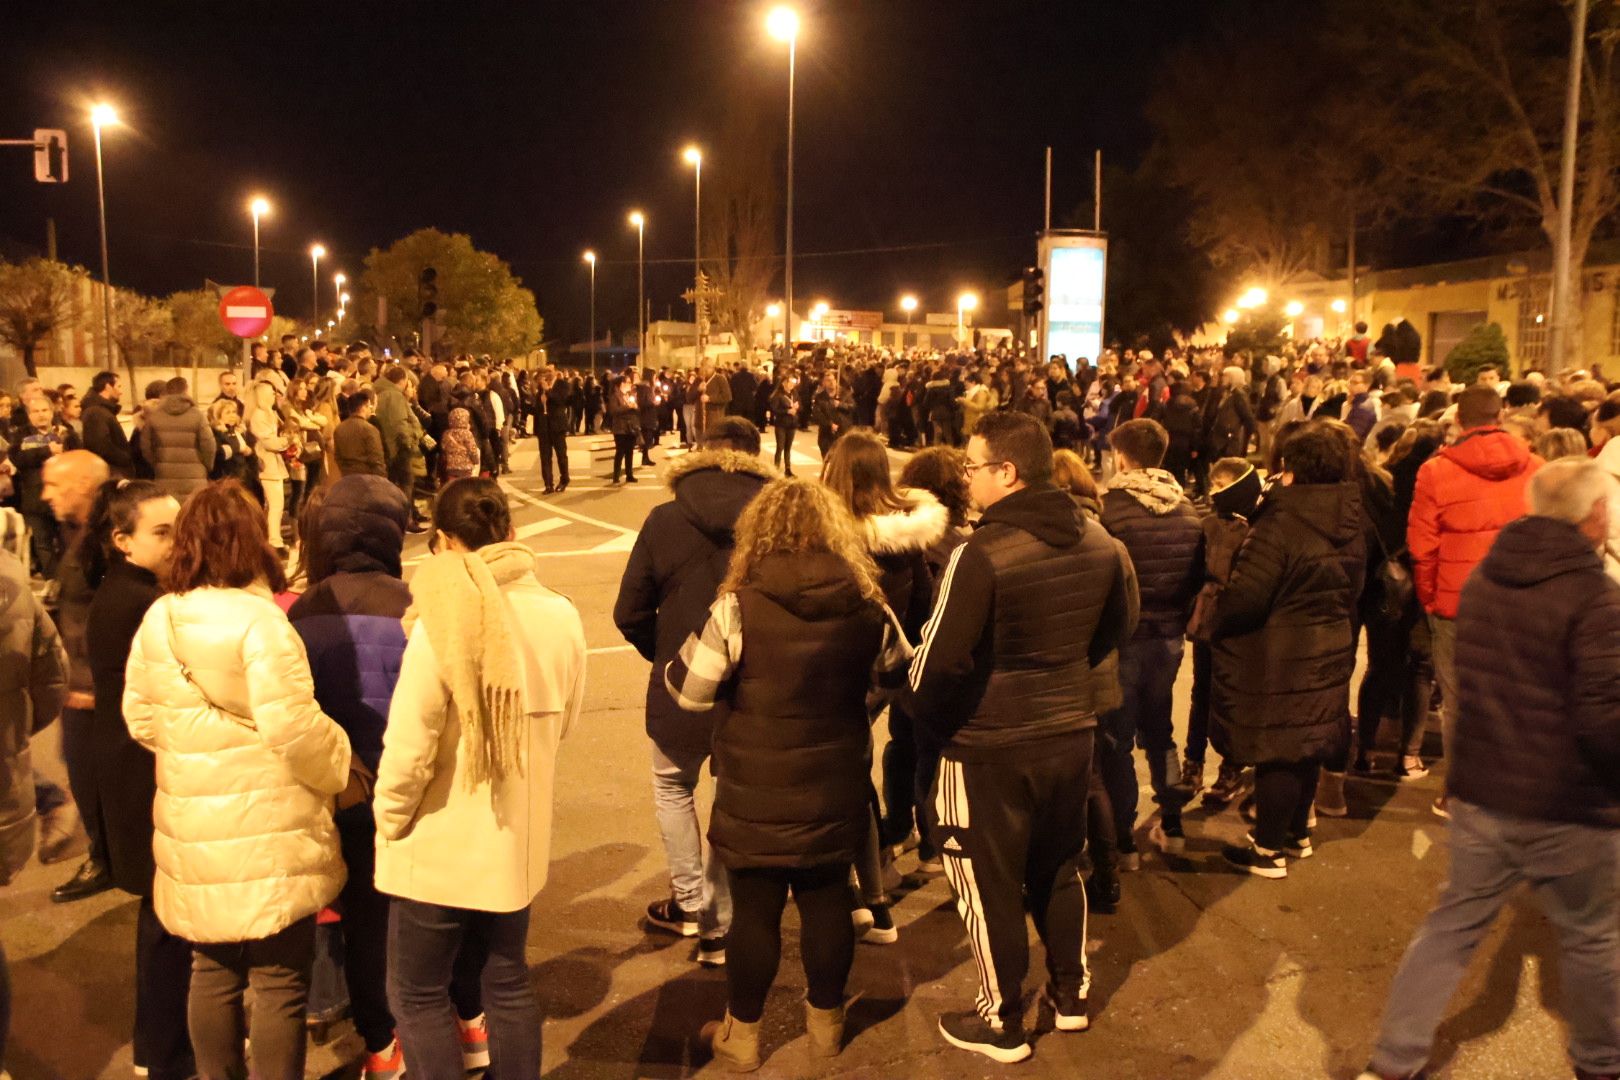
[942, 836, 964, 854]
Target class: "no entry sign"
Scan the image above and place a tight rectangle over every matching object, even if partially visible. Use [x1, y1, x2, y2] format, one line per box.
[218, 285, 275, 338]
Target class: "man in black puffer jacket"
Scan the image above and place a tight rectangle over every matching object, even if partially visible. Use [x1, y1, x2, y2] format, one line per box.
[909, 412, 1135, 1063]
[1361, 457, 1620, 1080]
[612, 418, 772, 963]
[79, 372, 135, 479]
[1099, 419, 1203, 860]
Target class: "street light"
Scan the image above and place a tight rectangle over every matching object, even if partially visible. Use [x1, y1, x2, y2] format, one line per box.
[900, 293, 918, 346]
[1223, 308, 1241, 324]
[1284, 300, 1305, 318]
[584, 250, 598, 376]
[766, 6, 799, 350]
[628, 210, 646, 361]
[309, 244, 326, 324]
[1237, 286, 1267, 310]
[1330, 298, 1348, 314]
[89, 103, 119, 368]
[333, 272, 346, 326]
[682, 146, 703, 365]
[248, 196, 271, 288]
[956, 290, 979, 344]
[766, 301, 783, 343]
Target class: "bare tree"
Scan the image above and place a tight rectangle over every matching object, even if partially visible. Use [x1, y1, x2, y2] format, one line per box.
[0, 258, 85, 377]
[702, 97, 780, 355]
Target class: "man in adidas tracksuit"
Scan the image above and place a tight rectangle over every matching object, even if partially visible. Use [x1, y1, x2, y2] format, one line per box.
[909, 410, 1136, 1063]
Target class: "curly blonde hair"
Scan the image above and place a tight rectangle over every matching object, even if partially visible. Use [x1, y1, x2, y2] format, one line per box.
[720, 477, 884, 604]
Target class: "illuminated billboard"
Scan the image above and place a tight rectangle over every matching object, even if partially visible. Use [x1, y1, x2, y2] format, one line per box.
[1039, 233, 1107, 363]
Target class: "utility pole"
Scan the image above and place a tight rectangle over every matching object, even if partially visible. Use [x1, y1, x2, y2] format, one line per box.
[1549, 0, 1590, 373]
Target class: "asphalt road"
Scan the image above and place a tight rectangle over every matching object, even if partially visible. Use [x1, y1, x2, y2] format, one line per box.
[3, 430, 1582, 1080]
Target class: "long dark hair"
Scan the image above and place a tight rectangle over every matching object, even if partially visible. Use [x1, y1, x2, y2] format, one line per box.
[78, 479, 167, 588]
[432, 477, 511, 551]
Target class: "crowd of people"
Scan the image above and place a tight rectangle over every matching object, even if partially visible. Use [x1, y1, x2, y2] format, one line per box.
[3, 322, 1620, 1080]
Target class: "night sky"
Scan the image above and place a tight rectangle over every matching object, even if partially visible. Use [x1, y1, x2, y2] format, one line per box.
[0, 1, 1214, 345]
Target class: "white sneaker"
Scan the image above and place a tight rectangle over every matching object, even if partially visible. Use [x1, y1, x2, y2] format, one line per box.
[1148, 822, 1185, 855]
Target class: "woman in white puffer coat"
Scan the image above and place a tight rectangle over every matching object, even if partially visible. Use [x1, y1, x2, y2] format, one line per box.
[123, 479, 352, 1080]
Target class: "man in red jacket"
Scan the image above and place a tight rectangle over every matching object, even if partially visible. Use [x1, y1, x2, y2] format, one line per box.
[1408, 386, 1542, 816]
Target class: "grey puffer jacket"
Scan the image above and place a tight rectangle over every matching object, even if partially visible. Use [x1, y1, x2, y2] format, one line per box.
[141, 394, 217, 498]
[0, 550, 68, 883]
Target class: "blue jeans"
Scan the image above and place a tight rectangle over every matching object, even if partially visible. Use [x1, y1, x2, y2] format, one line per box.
[650, 740, 731, 937]
[1369, 799, 1620, 1078]
[388, 899, 538, 1080]
[1097, 636, 1185, 847]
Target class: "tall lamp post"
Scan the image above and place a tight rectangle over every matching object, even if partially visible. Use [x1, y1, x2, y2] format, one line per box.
[249, 196, 271, 288]
[900, 293, 918, 348]
[767, 7, 799, 347]
[683, 146, 703, 366]
[89, 103, 119, 368]
[309, 244, 325, 325]
[584, 250, 598, 376]
[333, 273, 346, 333]
[628, 211, 646, 362]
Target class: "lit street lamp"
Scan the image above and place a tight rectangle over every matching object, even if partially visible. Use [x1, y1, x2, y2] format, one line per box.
[1284, 300, 1305, 318]
[900, 293, 918, 346]
[584, 250, 598, 376]
[766, 302, 782, 344]
[309, 244, 326, 325]
[956, 290, 979, 344]
[683, 146, 703, 365]
[333, 272, 346, 328]
[767, 6, 800, 347]
[89, 103, 119, 367]
[249, 196, 271, 288]
[628, 210, 646, 361]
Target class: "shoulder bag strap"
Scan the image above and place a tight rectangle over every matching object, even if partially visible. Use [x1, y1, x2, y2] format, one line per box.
[165, 607, 257, 731]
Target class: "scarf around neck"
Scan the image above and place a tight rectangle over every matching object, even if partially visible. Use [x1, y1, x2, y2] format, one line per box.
[405, 540, 536, 790]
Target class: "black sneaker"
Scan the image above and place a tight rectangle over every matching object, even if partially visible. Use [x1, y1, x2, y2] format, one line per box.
[937, 1011, 1031, 1064]
[1222, 841, 1287, 878]
[1085, 872, 1120, 914]
[645, 897, 700, 937]
[696, 937, 726, 967]
[1040, 985, 1090, 1032]
[1247, 830, 1312, 860]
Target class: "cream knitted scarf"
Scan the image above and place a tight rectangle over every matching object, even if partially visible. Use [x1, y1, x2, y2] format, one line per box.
[405, 540, 536, 790]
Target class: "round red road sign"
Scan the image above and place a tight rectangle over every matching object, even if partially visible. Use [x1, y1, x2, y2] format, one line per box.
[218, 285, 275, 338]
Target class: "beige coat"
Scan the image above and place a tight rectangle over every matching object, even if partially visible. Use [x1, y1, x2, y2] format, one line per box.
[373, 574, 586, 913]
[124, 585, 351, 942]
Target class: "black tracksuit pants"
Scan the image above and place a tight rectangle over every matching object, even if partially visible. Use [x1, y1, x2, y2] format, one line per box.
[537, 428, 569, 490]
[933, 733, 1092, 1032]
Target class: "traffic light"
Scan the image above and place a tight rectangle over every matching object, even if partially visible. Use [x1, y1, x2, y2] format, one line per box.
[33, 129, 67, 183]
[1022, 266, 1045, 316]
[418, 266, 438, 320]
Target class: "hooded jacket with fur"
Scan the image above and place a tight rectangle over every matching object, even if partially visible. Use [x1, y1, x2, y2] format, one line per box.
[859, 487, 948, 642]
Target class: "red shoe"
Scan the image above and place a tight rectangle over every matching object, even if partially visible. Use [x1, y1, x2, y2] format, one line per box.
[363, 1037, 404, 1080]
[458, 1013, 491, 1071]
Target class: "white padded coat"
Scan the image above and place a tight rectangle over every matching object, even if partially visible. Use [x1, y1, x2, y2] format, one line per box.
[123, 584, 351, 943]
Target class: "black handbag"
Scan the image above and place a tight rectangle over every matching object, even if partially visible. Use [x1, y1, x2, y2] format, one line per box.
[1370, 527, 1415, 622]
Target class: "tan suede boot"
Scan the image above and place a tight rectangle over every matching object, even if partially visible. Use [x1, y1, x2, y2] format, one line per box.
[702, 1010, 762, 1072]
[805, 1001, 846, 1058]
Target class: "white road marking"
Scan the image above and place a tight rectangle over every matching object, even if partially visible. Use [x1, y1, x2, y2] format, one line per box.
[586, 644, 638, 655]
[501, 481, 640, 538]
[516, 517, 569, 539]
[1412, 830, 1433, 860]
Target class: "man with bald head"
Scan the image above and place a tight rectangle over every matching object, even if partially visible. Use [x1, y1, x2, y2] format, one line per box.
[41, 450, 117, 903]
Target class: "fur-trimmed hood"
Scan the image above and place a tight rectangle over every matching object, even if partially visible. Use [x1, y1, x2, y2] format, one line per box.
[665, 449, 776, 544]
[861, 487, 949, 555]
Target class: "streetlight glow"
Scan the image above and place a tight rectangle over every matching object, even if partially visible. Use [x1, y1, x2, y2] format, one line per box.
[90, 103, 120, 129]
[1331, 298, 1348, 314]
[249, 196, 271, 218]
[957, 291, 979, 312]
[766, 303, 782, 318]
[89, 102, 120, 366]
[340, 292, 350, 305]
[583, 250, 596, 264]
[900, 295, 918, 313]
[628, 210, 644, 228]
[811, 301, 829, 319]
[334, 272, 346, 289]
[766, 6, 800, 42]
[310, 243, 326, 260]
[1284, 300, 1305, 317]
[1237, 286, 1268, 309]
[682, 145, 702, 166]
[1223, 308, 1241, 324]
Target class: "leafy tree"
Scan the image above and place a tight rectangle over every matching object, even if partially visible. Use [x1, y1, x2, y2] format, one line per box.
[109, 290, 173, 384]
[1444, 322, 1512, 384]
[168, 289, 234, 366]
[0, 258, 85, 377]
[356, 229, 542, 358]
[1367, 0, 1620, 371]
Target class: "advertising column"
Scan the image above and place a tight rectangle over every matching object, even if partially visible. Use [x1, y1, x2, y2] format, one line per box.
[1039, 232, 1108, 364]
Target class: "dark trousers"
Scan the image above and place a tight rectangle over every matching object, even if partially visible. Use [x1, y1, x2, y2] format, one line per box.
[611, 434, 637, 481]
[24, 512, 58, 578]
[934, 735, 1093, 1030]
[1358, 605, 1433, 763]
[337, 806, 394, 1054]
[1187, 641, 1217, 764]
[1084, 752, 1117, 880]
[773, 424, 797, 475]
[190, 914, 316, 1080]
[880, 703, 939, 861]
[1098, 637, 1185, 847]
[724, 863, 854, 1022]
[538, 428, 569, 490]
[640, 426, 659, 465]
[60, 706, 106, 866]
[388, 898, 536, 1080]
[136, 896, 195, 1080]
[817, 427, 837, 459]
[1252, 760, 1320, 851]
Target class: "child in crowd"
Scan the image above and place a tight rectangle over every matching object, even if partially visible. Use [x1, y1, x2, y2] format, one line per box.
[1186, 456, 1263, 807]
[441, 407, 480, 480]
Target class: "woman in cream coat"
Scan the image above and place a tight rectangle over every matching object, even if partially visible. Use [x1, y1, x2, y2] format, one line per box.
[374, 476, 586, 1080]
[124, 480, 351, 1080]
